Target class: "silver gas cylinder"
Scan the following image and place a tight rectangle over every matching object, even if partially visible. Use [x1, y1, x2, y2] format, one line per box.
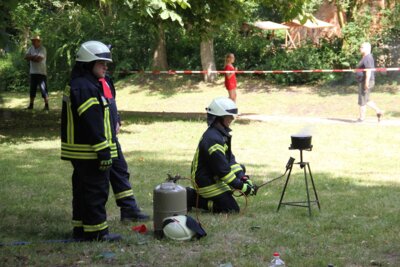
[153, 182, 187, 238]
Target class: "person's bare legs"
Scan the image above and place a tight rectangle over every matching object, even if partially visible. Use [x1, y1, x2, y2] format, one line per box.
[367, 100, 383, 121]
[228, 89, 236, 102]
[359, 105, 367, 121]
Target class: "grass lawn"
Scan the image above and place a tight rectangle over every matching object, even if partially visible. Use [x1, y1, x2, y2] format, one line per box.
[0, 76, 400, 266]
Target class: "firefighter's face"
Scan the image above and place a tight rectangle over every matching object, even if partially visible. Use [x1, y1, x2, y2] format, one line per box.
[92, 60, 108, 78]
[222, 115, 234, 127]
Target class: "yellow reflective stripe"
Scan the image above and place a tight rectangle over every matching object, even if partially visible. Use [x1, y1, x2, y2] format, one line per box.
[61, 150, 98, 159]
[191, 144, 200, 185]
[65, 95, 74, 144]
[92, 140, 109, 152]
[231, 163, 242, 174]
[83, 221, 108, 232]
[62, 142, 116, 151]
[61, 150, 118, 160]
[104, 107, 112, 143]
[62, 143, 93, 151]
[197, 182, 231, 198]
[72, 220, 83, 227]
[208, 144, 225, 155]
[114, 189, 134, 200]
[224, 144, 228, 151]
[207, 200, 213, 211]
[62, 142, 118, 160]
[220, 171, 236, 184]
[110, 143, 117, 150]
[77, 97, 99, 116]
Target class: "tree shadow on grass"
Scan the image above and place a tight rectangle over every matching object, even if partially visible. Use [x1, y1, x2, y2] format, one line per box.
[0, 108, 61, 142]
[0, 108, 257, 142]
[120, 110, 255, 126]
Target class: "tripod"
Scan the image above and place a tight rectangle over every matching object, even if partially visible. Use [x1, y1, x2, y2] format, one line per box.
[277, 147, 321, 216]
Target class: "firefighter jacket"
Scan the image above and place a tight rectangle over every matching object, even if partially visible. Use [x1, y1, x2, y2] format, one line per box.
[61, 74, 118, 160]
[191, 123, 245, 198]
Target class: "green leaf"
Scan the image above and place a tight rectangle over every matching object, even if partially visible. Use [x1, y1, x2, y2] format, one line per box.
[160, 9, 170, 20]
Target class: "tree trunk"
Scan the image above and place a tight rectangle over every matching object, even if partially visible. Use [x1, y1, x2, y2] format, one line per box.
[335, 1, 345, 28]
[152, 22, 168, 70]
[200, 37, 216, 83]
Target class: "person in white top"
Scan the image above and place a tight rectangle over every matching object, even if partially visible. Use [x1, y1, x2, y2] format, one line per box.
[356, 42, 383, 122]
[24, 35, 49, 110]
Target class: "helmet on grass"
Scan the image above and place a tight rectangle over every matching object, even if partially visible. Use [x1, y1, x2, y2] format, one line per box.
[162, 215, 195, 241]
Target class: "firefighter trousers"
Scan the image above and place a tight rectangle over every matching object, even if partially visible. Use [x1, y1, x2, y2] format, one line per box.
[71, 160, 109, 239]
[186, 187, 240, 213]
[110, 146, 141, 213]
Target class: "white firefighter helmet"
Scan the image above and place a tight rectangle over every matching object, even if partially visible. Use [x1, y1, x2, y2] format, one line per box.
[76, 41, 112, 63]
[206, 97, 238, 117]
[162, 215, 195, 241]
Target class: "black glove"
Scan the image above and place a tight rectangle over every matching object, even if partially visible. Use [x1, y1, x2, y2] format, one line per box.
[241, 183, 255, 196]
[97, 148, 112, 171]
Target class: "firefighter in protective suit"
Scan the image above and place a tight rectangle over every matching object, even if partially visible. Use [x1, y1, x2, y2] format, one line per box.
[61, 41, 147, 241]
[186, 97, 255, 213]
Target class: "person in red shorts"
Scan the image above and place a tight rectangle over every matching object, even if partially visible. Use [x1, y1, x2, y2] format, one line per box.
[224, 53, 237, 102]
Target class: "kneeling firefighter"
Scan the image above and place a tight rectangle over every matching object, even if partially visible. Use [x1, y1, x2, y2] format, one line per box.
[186, 97, 256, 213]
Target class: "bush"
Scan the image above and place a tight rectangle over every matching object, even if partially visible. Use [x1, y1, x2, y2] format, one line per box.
[0, 52, 28, 92]
[214, 25, 341, 85]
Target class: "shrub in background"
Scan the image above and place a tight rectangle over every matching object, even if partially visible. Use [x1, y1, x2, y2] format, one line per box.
[0, 52, 28, 92]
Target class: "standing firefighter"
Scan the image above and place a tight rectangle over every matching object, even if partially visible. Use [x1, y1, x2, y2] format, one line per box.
[186, 97, 255, 213]
[61, 41, 148, 241]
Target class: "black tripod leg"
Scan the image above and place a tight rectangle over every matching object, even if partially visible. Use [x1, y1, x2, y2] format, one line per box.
[277, 160, 294, 211]
[307, 163, 320, 210]
[304, 163, 312, 216]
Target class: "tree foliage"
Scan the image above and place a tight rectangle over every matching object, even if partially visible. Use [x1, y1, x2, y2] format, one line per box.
[0, 0, 399, 91]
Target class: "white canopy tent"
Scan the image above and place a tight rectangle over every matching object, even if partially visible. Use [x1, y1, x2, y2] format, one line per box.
[251, 21, 297, 48]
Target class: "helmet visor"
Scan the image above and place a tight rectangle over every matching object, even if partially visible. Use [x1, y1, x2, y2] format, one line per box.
[95, 52, 111, 59]
[226, 108, 238, 115]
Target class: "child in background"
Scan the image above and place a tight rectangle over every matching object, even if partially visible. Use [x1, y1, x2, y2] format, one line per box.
[224, 53, 237, 102]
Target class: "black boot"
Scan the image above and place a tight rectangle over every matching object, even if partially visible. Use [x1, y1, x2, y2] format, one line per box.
[121, 208, 150, 222]
[186, 187, 197, 211]
[98, 233, 122, 242]
[26, 103, 34, 110]
[44, 103, 49, 111]
[72, 227, 84, 241]
[84, 230, 122, 242]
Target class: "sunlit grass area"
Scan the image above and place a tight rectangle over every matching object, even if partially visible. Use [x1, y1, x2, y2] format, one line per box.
[2, 75, 400, 119]
[1, 76, 400, 266]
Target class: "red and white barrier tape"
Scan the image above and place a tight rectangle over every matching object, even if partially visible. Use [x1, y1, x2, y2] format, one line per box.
[117, 67, 400, 75]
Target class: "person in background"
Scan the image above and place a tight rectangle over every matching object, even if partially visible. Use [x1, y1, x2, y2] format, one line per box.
[356, 42, 383, 122]
[186, 97, 255, 213]
[224, 53, 237, 102]
[24, 35, 49, 110]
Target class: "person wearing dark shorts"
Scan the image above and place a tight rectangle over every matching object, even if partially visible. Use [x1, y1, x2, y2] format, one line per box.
[356, 42, 383, 122]
[24, 35, 49, 110]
